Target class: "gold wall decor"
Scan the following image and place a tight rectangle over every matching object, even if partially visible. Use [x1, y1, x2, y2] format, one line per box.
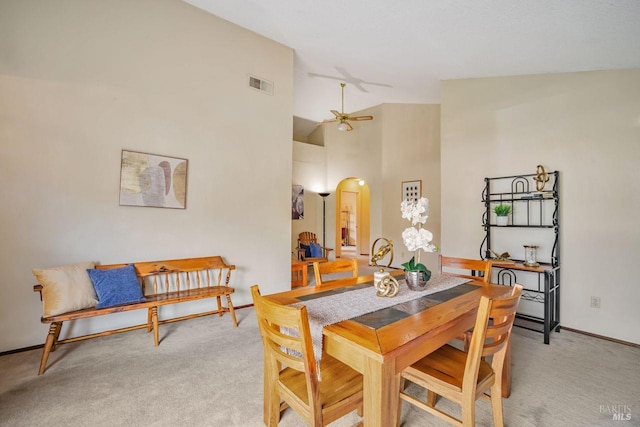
[533, 164, 549, 191]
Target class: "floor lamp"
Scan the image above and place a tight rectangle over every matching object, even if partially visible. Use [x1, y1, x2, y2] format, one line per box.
[318, 192, 330, 248]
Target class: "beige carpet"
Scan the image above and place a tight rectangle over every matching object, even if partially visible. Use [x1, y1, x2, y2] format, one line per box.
[1, 305, 639, 426]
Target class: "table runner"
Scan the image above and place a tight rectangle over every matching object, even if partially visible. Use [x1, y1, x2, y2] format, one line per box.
[290, 273, 471, 369]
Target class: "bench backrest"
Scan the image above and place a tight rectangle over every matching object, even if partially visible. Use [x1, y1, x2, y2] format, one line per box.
[96, 256, 235, 296]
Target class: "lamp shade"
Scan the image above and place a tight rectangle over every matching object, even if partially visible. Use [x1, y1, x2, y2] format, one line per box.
[337, 122, 349, 132]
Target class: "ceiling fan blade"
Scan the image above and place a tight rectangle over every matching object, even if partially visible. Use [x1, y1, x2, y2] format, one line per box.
[321, 119, 338, 124]
[346, 121, 354, 131]
[330, 110, 342, 118]
[348, 115, 374, 121]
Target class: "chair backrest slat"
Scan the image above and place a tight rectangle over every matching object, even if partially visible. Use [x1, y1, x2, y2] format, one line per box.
[439, 255, 492, 283]
[313, 259, 358, 287]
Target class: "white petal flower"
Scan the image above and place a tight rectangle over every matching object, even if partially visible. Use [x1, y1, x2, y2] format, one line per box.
[401, 196, 438, 264]
[402, 227, 420, 252]
[400, 197, 430, 225]
[402, 226, 434, 252]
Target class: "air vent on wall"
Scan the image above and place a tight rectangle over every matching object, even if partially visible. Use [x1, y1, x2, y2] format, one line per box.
[248, 74, 273, 95]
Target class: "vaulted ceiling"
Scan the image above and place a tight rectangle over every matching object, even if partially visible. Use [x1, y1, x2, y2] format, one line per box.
[186, 0, 640, 136]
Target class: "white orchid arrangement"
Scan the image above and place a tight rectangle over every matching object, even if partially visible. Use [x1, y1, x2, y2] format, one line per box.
[401, 197, 438, 277]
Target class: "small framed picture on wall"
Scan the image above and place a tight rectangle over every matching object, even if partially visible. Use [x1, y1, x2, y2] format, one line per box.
[292, 185, 304, 219]
[402, 180, 422, 202]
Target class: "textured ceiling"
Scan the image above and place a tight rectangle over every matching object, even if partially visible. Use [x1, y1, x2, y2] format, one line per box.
[185, 0, 640, 125]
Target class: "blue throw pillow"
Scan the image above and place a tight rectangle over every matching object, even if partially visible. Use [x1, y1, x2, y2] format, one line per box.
[310, 242, 323, 258]
[87, 264, 146, 309]
[300, 243, 311, 258]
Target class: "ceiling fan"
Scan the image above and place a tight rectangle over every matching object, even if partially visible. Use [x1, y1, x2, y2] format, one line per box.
[320, 83, 373, 131]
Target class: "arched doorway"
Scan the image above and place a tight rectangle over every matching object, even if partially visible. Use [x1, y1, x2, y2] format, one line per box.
[334, 178, 370, 258]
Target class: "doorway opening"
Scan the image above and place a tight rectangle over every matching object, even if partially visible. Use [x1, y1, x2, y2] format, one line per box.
[334, 178, 370, 258]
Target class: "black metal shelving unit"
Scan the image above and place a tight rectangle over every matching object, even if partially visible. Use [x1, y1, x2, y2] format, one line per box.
[480, 171, 560, 344]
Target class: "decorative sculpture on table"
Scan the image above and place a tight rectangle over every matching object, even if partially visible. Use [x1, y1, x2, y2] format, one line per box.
[488, 249, 513, 262]
[374, 269, 399, 298]
[370, 238, 394, 267]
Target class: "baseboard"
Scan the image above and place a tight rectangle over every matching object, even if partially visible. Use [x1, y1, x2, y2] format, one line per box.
[0, 344, 44, 356]
[561, 326, 640, 348]
[0, 304, 256, 357]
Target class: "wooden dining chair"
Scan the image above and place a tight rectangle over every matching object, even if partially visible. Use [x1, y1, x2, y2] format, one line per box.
[399, 284, 523, 427]
[439, 255, 493, 283]
[312, 259, 358, 287]
[439, 255, 493, 348]
[250, 285, 363, 426]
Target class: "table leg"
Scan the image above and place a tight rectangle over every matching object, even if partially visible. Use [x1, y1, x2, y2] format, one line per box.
[302, 263, 308, 286]
[363, 357, 400, 427]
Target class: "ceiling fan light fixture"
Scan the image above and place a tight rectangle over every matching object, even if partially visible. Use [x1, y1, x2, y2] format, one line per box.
[319, 83, 373, 131]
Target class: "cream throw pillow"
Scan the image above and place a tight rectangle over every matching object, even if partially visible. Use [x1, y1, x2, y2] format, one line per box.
[33, 261, 98, 317]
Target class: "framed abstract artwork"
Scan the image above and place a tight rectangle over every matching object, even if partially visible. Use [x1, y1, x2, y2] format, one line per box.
[402, 180, 422, 202]
[292, 185, 304, 219]
[119, 150, 188, 209]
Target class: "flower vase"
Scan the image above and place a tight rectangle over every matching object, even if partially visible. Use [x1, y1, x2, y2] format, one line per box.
[405, 270, 429, 291]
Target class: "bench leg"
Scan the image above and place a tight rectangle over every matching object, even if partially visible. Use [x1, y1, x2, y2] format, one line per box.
[226, 294, 238, 327]
[216, 296, 223, 317]
[38, 322, 62, 375]
[51, 321, 63, 352]
[150, 306, 159, 346]
[147, 308, 153, 333]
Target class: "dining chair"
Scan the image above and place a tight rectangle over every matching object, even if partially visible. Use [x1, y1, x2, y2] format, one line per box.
[439, 255, 494, 349]
[399, 284, 523, 427]
[312, 258, 358, 287]
[439, 255, 493, 283]
[250, 285, 363, 426]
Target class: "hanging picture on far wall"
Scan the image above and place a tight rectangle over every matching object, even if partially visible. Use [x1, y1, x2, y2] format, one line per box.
[402, 180, 422, 202]
[119, 150, 188, 209]
[292, 185, 304, 220]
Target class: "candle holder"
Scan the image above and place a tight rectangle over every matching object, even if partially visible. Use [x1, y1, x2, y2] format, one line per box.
[523, 245, 540, 267]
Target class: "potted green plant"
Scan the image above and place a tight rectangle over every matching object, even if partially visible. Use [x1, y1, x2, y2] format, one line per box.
[494, 204, 511, 226]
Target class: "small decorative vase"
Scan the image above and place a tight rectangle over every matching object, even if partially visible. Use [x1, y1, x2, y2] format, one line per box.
[496, 216, 508, 226]
[405, 270, 429, 291]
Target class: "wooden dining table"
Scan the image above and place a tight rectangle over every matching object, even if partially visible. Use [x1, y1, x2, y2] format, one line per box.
[265, 271, 514, 427]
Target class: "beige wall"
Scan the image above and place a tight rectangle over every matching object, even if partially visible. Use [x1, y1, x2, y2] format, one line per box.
[380, 104, 442, 271]
[0, 0, 293, 352]
[441, 69, 640, 344]
[294, 104, 441, 269]
[291, 140, 326, 253]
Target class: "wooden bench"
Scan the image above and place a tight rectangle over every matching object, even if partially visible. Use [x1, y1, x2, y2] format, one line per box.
[33, 256, 237, 375]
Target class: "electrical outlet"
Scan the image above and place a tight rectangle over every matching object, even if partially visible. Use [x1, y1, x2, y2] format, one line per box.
[590, 296, 601, 309]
